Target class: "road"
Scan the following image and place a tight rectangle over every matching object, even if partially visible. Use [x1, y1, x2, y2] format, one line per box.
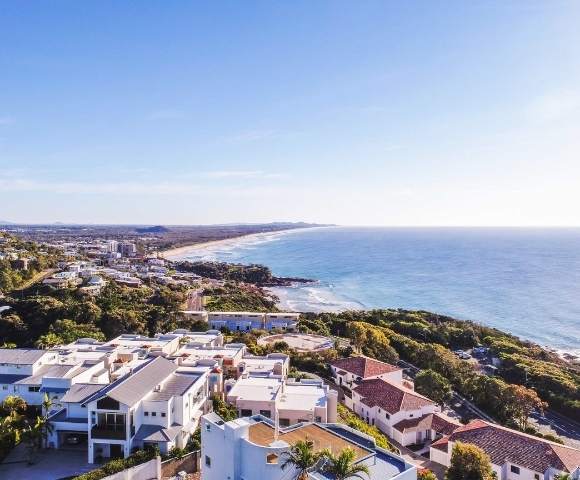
[11, 268, 57, 294]
[530, 409, 580, 449]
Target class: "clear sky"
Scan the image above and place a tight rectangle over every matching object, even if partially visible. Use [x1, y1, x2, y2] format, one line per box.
[1, 1, 580, 226]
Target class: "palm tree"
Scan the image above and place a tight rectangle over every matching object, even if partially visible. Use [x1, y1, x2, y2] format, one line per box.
[323, 447, 370, 480]
[280, 439, 326, 480]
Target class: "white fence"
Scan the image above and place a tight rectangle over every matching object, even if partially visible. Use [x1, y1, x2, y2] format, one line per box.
[101, 457, 161, 480]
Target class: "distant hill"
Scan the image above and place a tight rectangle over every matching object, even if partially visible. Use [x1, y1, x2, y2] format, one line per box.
[135, 225, 170, 234]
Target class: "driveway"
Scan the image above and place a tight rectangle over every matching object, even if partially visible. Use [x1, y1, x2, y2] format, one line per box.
[0, 444, 95, 480]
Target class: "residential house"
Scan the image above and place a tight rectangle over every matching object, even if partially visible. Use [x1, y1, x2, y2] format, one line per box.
[201, 413, 417, 480]
[208, 312, 298, 332]
[226, 377, 337, 426]
[330, 356, 404, 392]
[430, 420, 580, 480]
[85, 357, 211, 462]
[350, 378, 458, 447]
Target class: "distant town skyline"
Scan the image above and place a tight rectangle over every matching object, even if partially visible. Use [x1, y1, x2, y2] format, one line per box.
[1, 1, 580, 226]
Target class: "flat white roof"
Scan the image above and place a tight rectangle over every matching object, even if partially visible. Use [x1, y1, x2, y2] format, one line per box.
[228, 377, 282, 402]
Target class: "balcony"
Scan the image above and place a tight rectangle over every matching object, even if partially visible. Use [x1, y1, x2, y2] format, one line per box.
[91, 425, 127, 440]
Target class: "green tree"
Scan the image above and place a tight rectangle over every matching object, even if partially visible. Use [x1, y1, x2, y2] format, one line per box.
[415, 369, 453, 406]
[418, 469, 438, 480]
[500, 384, 546, 430]
[323, 447, 369, 480]
[280, 439, 326, 480]
[445, 442, 495, 480]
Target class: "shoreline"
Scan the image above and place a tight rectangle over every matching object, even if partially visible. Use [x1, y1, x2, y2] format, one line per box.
[159, 227, 304, 260]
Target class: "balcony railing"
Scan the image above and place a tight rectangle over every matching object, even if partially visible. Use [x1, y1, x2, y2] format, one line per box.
[91, 425, 127, 440]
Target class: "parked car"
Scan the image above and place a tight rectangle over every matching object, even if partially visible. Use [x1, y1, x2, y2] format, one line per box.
[459, 352, 472, 360]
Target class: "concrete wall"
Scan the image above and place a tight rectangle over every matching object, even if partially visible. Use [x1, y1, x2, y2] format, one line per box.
[100, 457, 161, 480]
[161, 451, 199, 478]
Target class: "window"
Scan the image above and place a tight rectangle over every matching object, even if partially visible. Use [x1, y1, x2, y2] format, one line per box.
[279, 418, 290, 427]
[534, 475, 539, 480]
[144, 411, 149, 416]
[205, 424, 211, 432]
[259, 410, 271, 418]
[510, 466, 520, 475]
[315, 416, 322, 423]
[28, 386, 40, 392]
[152, 412, 156, 417]
[161, 412, 166, 418]
[2, 385, 7, 390]
[241, 409, 252, 417]
[205, 455, 211, 467]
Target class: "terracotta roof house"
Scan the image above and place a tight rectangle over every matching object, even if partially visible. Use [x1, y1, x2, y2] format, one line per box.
[349, 378, 453, 447]
[329, 356, 403, 391]
[430, 419, 580, 479]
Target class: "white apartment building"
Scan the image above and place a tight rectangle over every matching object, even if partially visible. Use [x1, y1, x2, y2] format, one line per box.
[201, 413, 417, 480]
[105, 333, 181, 356]
[84, 356, 212, 462]
[430, 420, 580, 480]
[169, 329, 224, 348]
[226, 377, 337, 426]
[208, 312, 299, 332]
[236, 353, 290, 378]
[175, 343, 247, 376]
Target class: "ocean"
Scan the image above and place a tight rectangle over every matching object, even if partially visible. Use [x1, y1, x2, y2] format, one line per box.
[174, 227, 580, 355]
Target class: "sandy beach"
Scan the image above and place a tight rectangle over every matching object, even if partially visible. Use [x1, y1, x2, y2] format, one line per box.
[159, 228, 300, 260]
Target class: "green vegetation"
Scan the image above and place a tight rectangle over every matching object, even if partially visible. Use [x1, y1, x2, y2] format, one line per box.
[212, 396, 238, 421]
[203, 282, 279, 312]
[301, 309, 579, 422]
[445, 442, 495, 480]
[0, 395, 53, 463]
[280, 439, 327, 480]
[415, 369, 453, 406]
[418, 469, 438, 480]
[2, 281, 187, 346]
[322, 446, 370, 480]
[337, 404, 396, 452]
[0, 233, 59, 293]
[177, 261, 275, 284]
[72, 448, 160, 480]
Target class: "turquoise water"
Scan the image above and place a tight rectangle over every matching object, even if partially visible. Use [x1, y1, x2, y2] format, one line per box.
[176, 227, 580, 354]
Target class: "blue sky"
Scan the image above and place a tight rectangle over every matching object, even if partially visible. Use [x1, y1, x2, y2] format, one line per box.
[1, 1, 580, 225]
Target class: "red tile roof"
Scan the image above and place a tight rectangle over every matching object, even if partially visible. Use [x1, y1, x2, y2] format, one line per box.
[393, 412, 461, 435]
[433, 420, 580, 473]
[330, 356, 401, 378]
[353, 378, 434, 415]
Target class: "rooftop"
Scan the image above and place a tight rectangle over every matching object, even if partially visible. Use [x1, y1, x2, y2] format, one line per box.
[353, 378, 434, 414]
[330, 356, 401, 378]
[0, 348, 47, 365]
[146, 372, 203, 401]
[248, 422, 369, 460]
[432, 419, 580, 473]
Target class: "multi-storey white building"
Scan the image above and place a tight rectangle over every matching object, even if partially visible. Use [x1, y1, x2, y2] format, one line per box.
[350, 378, 459, 447]
[226, 377, 337, 426]
[84, 356, 211, 462]
[201, 413, 417, 480]
[169, 329, 224, 348]
[208, 312, 299, 332]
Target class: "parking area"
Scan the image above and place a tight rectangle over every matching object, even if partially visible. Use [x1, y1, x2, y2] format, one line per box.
[0, 443, 95, 480]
